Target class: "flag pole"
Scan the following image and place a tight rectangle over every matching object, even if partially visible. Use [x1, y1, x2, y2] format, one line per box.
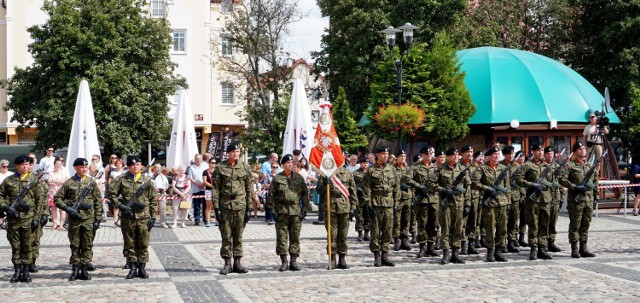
[326, 184, 332, 270]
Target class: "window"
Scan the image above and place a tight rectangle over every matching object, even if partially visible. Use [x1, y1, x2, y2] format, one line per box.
[221, 83, 234, 104]
[221, 0, 233, 13]
[221, 35, 232, 55]
[150, 0, 166, 17]
[172, 30, 186, 53]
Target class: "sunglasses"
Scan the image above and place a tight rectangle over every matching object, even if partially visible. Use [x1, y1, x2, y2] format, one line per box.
[47, 149, 54, 152]
[210, 161, 216, 164]
[271, 166, 278, 169]
[110, 157, 117, 159]
[92, 158, 99, 161]
[0, 166, 7, 168]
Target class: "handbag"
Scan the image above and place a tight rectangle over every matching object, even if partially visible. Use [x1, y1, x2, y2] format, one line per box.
[179, 200, 191, 209]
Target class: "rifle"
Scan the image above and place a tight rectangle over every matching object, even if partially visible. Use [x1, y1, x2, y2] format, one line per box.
[118, 159, 156, 217]
[574, 150, 607, 204]
[439, 157, 480, 207]
[71, 171, 104, 213]
[526, 164, 553, 201]
[481, 166, 510, 207]
[4, 171, 47, 218]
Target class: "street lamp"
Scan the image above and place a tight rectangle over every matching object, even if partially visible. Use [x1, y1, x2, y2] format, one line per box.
[380, 23, 418, 153]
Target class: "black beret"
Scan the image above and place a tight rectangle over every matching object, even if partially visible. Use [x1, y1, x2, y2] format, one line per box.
[396, 150, 406, 157]
[419, 146, 431, 154]
[357, 157, 368, 164]
[573, 142, 585, 152]
[473, 150, 483, 158]
[531, 144, 543, 151]
[445, 147, 458, 156]
[126, 156, 142, 166]
[281, 154, 294, 164]
[514, 150, 523, 159]
[502, 146, 515, 155]
[375, 146, 389, 154]
[460, 145, 473, 153]
[413, 155, 420, 163]
[14, 155, 30, 165]
[73, 158, 88, 166]
[485, 146, 501, 157]
[434, 150, 445, 157]
[226, 143, 239, 153]
[544, 146, 554, 154]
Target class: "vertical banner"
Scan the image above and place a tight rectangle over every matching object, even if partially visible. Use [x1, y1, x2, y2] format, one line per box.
[207, 133, 220, 160]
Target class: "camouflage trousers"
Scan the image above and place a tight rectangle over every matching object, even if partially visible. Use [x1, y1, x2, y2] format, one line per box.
[482, 204, 508, 248]
[325, 212, 349, 255]
[121, 217, 150, 263]
[219, 208, 245, 258]
[414, 203, 438, 244]
[507, 197, 521, 240]
[548, 198, 562, 241]
[439, 202, 463, 250]
[465, 196, 481, 241]
[369, 206, 393, 253]
[567, 201, 592, 242]
[392, 198, 411, 239]
[68, 218, 95, 264]
[275, 214, 301, 255]
[355, 199, 369, 232]
[409, 204, 416, 235]
[7, 218, 36, 264]
[526, 201, 551, 247]
[519, 198, 528, 234]
[32, 220, 44, 260]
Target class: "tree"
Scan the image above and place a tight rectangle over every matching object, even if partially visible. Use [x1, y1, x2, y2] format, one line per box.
[236, 92, 289, 157]
[1, 0, 185, 155]
[332, 87, 368, 153]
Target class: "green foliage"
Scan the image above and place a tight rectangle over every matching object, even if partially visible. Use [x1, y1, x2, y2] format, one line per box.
[236, 95, 289, 157]
[626, 84, 640, 158]
[1, 0, 185, 155]
[331, 87, 368, 153]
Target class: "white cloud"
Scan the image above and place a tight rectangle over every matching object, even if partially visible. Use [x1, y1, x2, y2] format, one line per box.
[285, 0, 328, 62]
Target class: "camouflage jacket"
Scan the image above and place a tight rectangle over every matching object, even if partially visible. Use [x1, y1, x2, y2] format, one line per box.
[212, 160, 253, 211]
[473, 163, 511, 207]
[269, 171, 310, 215]
[0, 172, 48, 222]
[317, 166, 357, 214]
[107, 172, 157, 220]
[363, 162, 400, 208]
[394, 163, 419, 200]
[515, 159, 554, 203]
[411, 161, 438, 204]
[559, 159, 598, 205]
[436, 163, 471, 207]
[54, 175, 103, 222]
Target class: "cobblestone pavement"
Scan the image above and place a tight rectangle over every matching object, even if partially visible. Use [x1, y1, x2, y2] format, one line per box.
[0, 209, 639, 302]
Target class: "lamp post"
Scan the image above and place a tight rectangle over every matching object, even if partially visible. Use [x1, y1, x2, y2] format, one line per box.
[380, 23, 418, 153]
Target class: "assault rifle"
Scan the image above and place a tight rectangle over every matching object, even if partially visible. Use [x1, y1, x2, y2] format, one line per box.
[71, 172, 104, 213]
[481, 166, 510, 207]
[439, 156, 481, 207]
[118, 159, 156, 217]
[574, 150, 607, 203]
[526, 163, 553, 201]
[4, 171, 47, 218]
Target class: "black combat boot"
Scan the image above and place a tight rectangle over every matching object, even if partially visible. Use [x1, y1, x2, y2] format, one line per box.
[220, 257, 232, 275]
[435, 237, 441, 250]
[410, 232, 416, 244]
[486, 248, 495, 262]
[137, 263, 149, 278]
[21, 264, 31, 283]
[461, 241, 468, 255]
[475, 238, 482, 248]
[393, 238, 401, 251]
[126, 262, 138, 279]
[373, 252, 382, 267]
[363, 229, 370, 241]
[400, 238, 411, 251]
[440, 249, 451, 265]
[426, 242, 440, 257]
[507, 240, 520, 253]
[357, 231, 363, 242]
[571, 241, 580, 258]
[69, 264, 79, 281]
[518, 233, 529, 247]
[29, 258, 38, 273]
[327, 254, 336, 270]
[579, 241, 596, 258]
[233, 257, 249, 273]
[494, 247, 508, 262]
[123, 261, 131, 269]
[548, 240, 562, 252]
[513, 237, 520, 247]
[86, 263, 96, 271]
[337, 254, 349, 270]
[381, 252, 395, 267]
[451, 248, 465, 264]
[529, 246, 538, 261]
[468, 240, 479, 255]
[80, 264, 92, 280]
[289, 254, 300, 271]
[416, 243, 426, 258]
[278, 255, 288, 272]
[537, 246, 553, 260]
[10, 263, 21, 283]
[501, 246, 508, 253]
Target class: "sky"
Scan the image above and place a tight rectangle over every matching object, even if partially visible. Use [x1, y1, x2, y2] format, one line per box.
[284, 0, 329, 62]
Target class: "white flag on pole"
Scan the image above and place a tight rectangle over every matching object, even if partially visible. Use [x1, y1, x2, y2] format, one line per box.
[65, 79, 101, 176]
[282, 78, 314, 159]
[166, 89, 199, 169]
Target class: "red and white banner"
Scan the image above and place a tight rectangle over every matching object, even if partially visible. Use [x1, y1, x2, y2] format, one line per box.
[309, 101, 347, 199]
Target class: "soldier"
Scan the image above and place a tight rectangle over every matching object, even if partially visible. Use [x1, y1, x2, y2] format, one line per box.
[55, 158, 103, 281]
[434, 150, 446, 166]
[212, 143, 253, 275]
[515, 145, 554, 261]
[474, 147, 510, 262]
[0, 155, 47, 283]
[107, 156, 157, 279]
[317, 165, 357, 269]
[28, 155, 49, 274]
[501, 146, 521, 253]
[392, 150, 416, 251]
[363, 146, 400, 267]
[559, 142, 598, 258]
[459, 145, 474, 255]
[515, 151, 529, 247]
[269, 154, 310, 271]
[547, 149, 564, 253]
[353, 157, 369, 241]
[411, 147, 439, 258]
[472, 151, 485, 249]
[435, 147, 471, 265]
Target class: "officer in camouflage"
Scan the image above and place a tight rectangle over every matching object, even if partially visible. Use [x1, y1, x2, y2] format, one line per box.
[458, 144, 474, 255]
[317, 164, 357, 269]
[28, 155, 49, 275]
[269, 154, 310, 271]
[547, 149, 564, 253]
[212, 143, 253, 275]
[353, 157, 369, 242]
[0, 155, 47, 283]
[55, 158, 103, 281]
[363, 146, 400, 267]
[108, 156, 157, 279]
[392, 150, 417, 251]
[515, 151, 529, 247]
[501, 146, 521, 253]
[559, 142, 598, 258]
[411, 146, 439, 258]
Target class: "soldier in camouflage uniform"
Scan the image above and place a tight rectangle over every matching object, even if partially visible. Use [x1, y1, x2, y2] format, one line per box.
[352, 157, 369, 241]
[363, 146, 400, 267]
[435, 147, 471, 265]
[471, 151, 485, 250]
[515, 151, 529, 247]
[458, 145, 474, 255]
[411, 147, 439, 258]
[212, 143, 253, 275]
[55, 158, 103, 281]
[269, 154, 310, 271]
[392, 150, 416, 251]
[547, 149, 566, 253]
[317, 165, 357, 269]
[0, 155, 47, 283]
[559, 142, 598, 258]
[28, 155, 49, 275]
[474, 147, 510, 262]
[515, 145, 554, 261]
[107, 156, 157, 279]
[501, 146, 521, 253]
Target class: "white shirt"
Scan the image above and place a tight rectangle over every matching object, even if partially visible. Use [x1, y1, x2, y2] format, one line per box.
[347, 164, 359, 173]
[39, 155, 56, 172]
[153, 174, 169, 191]
[0, 170, 13, 185]
[188, 162, 207, 193]
[583, 124, 603, 144]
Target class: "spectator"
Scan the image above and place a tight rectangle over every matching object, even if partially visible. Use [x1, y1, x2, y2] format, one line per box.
[347, 154, 359, 173]
[172, 165, 191, 228]
[89, 162, 107, 222]
[260, 153, 279, 177]
[48, 158, 70, 230]
[153, 164, 170, 228]
[260, 162, 280, 225]
[188, 154, 207, 226]
[109, 159, 125, 226]
[202, 158, 217, 227]
[251, 172, 263, 218]
[90, 154, 105, 174]
[39, 146, 56, 172]
[293, 149, 302, 162]
[104, 154, 119, 184]
[28, 153, 42, 173]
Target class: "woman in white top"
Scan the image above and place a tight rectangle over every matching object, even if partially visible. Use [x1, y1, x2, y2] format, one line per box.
[48, 158, 70, 230]
[109, 159, 125, 226]
[171, 165, 191, 228]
